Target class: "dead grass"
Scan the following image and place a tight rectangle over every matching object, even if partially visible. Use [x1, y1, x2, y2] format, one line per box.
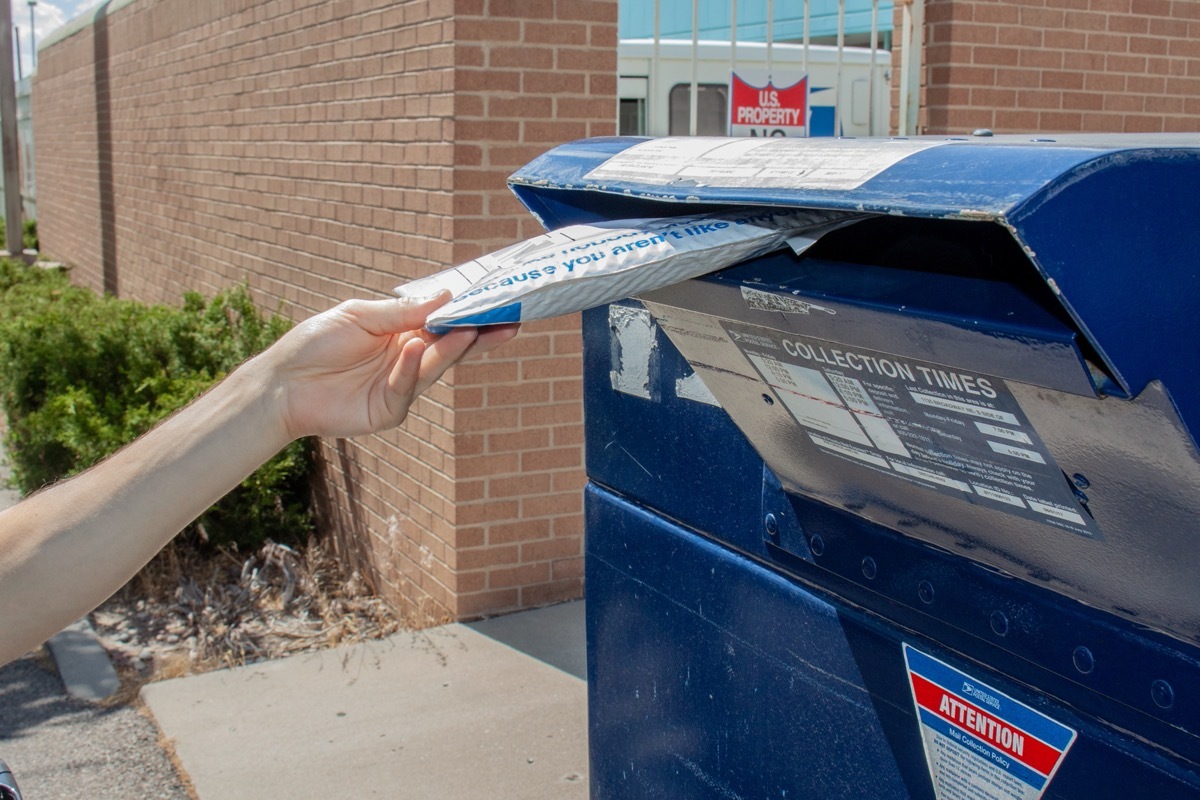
[91, 537, 405, 691]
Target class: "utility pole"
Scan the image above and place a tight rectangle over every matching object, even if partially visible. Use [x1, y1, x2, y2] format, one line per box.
[0, 0, 23, 255]
[28, 0, 37, 71]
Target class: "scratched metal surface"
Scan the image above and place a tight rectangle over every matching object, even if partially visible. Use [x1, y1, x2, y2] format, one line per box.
[557, 137, 1200, 798]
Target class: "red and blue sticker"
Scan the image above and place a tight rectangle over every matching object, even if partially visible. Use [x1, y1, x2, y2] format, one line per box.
[904, 644, 1076, 800]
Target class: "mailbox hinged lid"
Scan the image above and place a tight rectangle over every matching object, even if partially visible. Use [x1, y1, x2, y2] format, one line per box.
[510, 134, 1200, 440]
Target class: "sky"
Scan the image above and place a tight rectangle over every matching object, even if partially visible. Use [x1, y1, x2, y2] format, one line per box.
[11, 0, 102, 79]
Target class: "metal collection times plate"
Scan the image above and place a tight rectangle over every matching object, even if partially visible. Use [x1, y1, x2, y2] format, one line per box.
[727, 322, 1098, 538]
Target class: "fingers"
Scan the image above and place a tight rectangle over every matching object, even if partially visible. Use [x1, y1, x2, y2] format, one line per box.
[345, 292, 452, 337]
[461, 323, 521, 361]
[413, 327, 481, 396]
[386, 335, 428, 414]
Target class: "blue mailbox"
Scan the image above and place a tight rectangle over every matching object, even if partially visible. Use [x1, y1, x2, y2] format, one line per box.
[509, 135, 1200, 799]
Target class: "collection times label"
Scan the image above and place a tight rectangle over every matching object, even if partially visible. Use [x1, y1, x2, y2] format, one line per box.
[728, 325, 1096, 537]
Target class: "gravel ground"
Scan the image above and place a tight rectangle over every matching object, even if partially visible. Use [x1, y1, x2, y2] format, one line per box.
[0, 650, 192, 798]
[0, 422, 191, 796]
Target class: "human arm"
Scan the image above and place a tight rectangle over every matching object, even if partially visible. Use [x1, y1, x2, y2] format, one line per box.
[0, 293, 517, 666]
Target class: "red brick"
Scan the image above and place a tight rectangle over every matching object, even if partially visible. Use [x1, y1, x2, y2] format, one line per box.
[1163, 116, 1196, 131]
[488, 95, 554, 118]
[521, 536, 583, 563]
[1017, 89, 1065, 110]
[525, 21, 589, 44]
[490, 45, 555, 69]
[488, 518, 552, 544]
[925, 2, 972, 25]
[555, 46, 616, 72]
[1036, 110, 1083, 130]
[456, 18, 522, 42]
[1144, 94, 1184, 113]
[994, 68, 1043, 89]
[456, 589, 520, 617]
[489, 562, 551, 589]
[1042, 71, 1085, 90]
[1043, 29, 1088, 50]
[1130, 0, 1171, 14]
[1062, 90, 1106, 111]
[997, 25, 1042, 47]
[973, 4, 1019, 25]
[523, 119, 591, 143]
[555, 0, 616, 23]
[991, 109, 1041, 131]
[489, 473, 553, 499]
[456, 67, 523, 92]
[970, 88, 1018, 108]
[1104, 92, 1145, 112]
[1063, 10, 1110, 31]
[973, 46, 1021, 66]
[519, 578, 582, 608]
[1105, 52, 1148, 73]
[1131, 34, 1171, 55]
[456, 545, 520, 571]
[1087, 32, 1130, 52]
[523, 70, 587, 94]
[1127, 74, 1167, 93]
[520, 447, 583, 472]
[1123, 114, 1166, 132]
[488, 428, 551, 453]
[1063, 51, 1107, 72]
[551, 557, 585, 581]
[522, 492, 584, 518]
[487, 381, 552, 406]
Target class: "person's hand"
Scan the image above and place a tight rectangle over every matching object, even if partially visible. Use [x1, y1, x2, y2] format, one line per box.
[260, 292, 519, 440]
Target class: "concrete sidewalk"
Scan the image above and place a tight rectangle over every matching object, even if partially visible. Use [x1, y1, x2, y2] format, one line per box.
[140, 601, 589, 799]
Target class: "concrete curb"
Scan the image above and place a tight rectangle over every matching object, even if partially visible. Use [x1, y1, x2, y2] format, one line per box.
[46, 618, 121, 702]
[1, 424, 120, 704]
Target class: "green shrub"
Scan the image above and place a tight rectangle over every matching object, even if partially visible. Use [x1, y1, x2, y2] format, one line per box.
[0, 218, 38, 252]
[0, 261, 313, 549]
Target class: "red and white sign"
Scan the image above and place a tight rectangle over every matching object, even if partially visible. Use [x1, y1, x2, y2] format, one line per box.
[904, 644, 1076, 800]
[729, 69, 808, 138]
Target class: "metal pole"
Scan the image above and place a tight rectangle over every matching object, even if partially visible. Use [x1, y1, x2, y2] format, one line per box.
[689, 0, 699, 136]
[15, 28, 22, 82]
[801, 0, 811, 85]
[0, 0, 23, 255]
[766, 0, 774, 81]
[730, 0, 737, 77]
[835, 0, 845, 137]
[652, 0, 661, 135]
[898, 0, 925, 136]
[28, 0, 37, 70]
[729, 0, 737, 136]
[869, 0, 879, 135]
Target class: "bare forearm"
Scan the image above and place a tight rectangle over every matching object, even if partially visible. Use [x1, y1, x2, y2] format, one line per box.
[0, 356, 290, 665]
[0, 292, 516, 667]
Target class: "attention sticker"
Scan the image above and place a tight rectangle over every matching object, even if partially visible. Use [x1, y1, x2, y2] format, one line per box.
[904, 645, 1076, 800]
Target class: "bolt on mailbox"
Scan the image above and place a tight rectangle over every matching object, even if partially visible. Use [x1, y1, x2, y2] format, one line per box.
[509, 134, 1200, 800]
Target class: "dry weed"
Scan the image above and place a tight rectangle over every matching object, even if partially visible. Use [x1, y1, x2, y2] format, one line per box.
[91, 537, 402, 685]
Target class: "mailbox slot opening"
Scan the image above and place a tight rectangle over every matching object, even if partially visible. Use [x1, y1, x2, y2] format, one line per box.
[706, 213, 1123, 397]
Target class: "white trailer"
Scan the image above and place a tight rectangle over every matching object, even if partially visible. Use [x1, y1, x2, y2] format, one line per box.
[618, 38, 892, 138]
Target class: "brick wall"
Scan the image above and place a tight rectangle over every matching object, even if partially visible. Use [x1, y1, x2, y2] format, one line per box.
[894, 0, 1200, 134]
[33, 0, 617, 622]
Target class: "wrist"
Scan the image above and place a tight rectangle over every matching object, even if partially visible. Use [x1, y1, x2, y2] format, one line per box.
[225, 351, 296, 451]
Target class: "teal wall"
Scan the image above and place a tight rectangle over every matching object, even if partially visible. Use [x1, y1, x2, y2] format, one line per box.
[620, 0, 894, 43]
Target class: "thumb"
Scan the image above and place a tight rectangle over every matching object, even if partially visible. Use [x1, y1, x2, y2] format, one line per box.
[350, 291, 451, 336]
